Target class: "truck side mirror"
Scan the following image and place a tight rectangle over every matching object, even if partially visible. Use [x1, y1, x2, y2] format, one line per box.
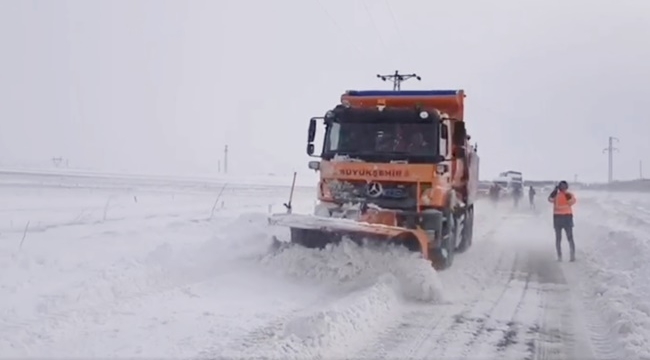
[307, 143, 315, 156]
[453, 121, 466, 146]
[308, 118, 317, 143]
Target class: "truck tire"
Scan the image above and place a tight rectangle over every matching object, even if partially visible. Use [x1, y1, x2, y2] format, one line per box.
[456, 205, 474, 253]
[439, 206, 457, 269]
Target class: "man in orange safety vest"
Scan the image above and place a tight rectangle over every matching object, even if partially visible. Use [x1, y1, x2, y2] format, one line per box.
[547, 180, 577, 261]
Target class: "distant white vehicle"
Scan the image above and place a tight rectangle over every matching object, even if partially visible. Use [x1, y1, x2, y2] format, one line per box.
[493, 170, 524, 194]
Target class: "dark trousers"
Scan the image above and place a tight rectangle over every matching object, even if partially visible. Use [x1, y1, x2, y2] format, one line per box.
[553, 214, 575, 258]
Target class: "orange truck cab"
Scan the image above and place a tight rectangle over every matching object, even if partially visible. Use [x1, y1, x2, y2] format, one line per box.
[295, 89, 480, 270]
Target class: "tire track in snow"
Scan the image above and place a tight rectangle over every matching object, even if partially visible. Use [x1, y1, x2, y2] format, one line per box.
[433, 226, 581, 360]
[452, 258, 530, 359]
[353, 245, 517, 360]
[557, 261, 632, 360]
[432, 253, 526, 359]
[353, 210, 514, 359]
[535, 205, 631, 360]
[490, 209, 618, 360]
[516, 250, 578, 360]
[530, 284, 575, 360]
[471, 252, 563, 360]
[353, 207, 605, 360]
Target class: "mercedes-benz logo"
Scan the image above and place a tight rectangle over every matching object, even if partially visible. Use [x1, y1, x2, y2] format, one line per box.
[366, 182, 383, 198]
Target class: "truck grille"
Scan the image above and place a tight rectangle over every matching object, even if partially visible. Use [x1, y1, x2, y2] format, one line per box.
[326, 180, 418, 209]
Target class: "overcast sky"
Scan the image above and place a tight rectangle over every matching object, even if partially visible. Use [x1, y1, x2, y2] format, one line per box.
[0, 0, 648, 183]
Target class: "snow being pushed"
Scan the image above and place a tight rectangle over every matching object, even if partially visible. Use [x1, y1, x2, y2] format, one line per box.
[259, 238, 446, 304]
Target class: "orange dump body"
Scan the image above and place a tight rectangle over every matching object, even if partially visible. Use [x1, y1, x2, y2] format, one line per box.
[340, 89, 465, 119]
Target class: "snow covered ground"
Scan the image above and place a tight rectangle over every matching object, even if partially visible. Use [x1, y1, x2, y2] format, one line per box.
[0, 171, 648, 359]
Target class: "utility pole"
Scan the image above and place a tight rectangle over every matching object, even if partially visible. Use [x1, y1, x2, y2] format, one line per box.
[376, 70, 421, 90]
[51, 157, 63, 167]
[602, 136, 619, 183]
[224, 145, 228, 174]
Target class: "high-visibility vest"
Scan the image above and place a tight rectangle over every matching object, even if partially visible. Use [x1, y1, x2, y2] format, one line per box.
[552, 191, 576, 215]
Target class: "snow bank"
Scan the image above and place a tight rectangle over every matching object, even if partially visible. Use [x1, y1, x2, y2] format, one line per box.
[0, 178, 317, 356]
[192, 212, 280, 263]
[4, 173, 437, 358]
[2, 172, 544, 358]
[214, 273, 403, 360]
[564, 192, 650, 359]
[196, 208, 446, 304]
[0, 218, 226, 339]
[202, 211, 445, 359]
[259, 238, 445, 303]
[276, 274, 402, 359]
[0, 167, 317, 189]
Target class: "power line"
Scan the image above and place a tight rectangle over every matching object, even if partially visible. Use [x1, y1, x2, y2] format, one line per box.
[313, 0, 398, 70]
[384, 1, 402, 37]
[361, 0, 390, 56]
[602, 136, 619, 183]
[312, 0, 373, 63]
[384, 0, 408, 62]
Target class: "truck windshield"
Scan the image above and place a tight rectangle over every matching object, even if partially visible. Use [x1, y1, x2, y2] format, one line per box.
[323, 121, 439, 162]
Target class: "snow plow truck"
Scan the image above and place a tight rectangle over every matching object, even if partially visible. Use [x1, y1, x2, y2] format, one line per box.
[269, 85, 479, 270]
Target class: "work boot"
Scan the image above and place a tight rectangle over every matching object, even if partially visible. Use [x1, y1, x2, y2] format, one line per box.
[557, 254, 562, 262]
[570, 253, 575, 262]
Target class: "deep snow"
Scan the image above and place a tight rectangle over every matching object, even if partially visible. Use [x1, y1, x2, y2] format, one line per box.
[0, 171, 648, 359]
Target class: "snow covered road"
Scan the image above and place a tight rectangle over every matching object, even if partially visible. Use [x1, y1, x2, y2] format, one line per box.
[0, 172, 648, 359]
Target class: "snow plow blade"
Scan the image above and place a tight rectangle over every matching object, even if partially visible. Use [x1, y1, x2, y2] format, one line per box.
[268, 213, 433, 263]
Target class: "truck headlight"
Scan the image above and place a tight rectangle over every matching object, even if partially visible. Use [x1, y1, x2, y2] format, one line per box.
[420, 184, 434, 206]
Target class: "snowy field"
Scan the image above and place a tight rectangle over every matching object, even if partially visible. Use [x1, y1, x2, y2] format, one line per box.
[0, 171, 648, 359]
